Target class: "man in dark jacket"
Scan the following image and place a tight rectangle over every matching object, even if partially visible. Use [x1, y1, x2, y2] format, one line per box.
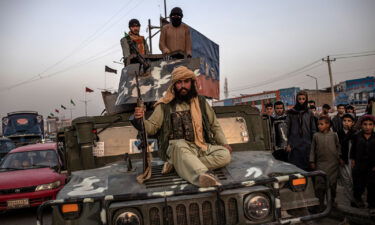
[350, 115, 375, 212]
[332, 104, 346, 132]
[159, 7, 192, 58]
[286, 91, 317, 170]
[272, 101, 288, 162]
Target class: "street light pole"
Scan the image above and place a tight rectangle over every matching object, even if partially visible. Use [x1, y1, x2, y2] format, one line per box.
[306, 74, 319, 106]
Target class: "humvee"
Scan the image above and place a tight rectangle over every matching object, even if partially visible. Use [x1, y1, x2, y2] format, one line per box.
[37, 100, 331, 225]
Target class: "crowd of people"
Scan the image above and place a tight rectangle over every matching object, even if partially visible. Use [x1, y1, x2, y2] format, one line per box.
[265, 92, 375, 214]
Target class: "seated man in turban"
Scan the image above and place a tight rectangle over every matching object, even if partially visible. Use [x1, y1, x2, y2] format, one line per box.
[132, 66, 231, 187]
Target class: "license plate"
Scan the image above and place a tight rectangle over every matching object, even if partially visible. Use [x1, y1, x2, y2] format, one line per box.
[7, 199, 29, 209]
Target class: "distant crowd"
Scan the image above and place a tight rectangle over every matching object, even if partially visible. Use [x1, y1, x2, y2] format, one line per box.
[263, 92, 375, 214]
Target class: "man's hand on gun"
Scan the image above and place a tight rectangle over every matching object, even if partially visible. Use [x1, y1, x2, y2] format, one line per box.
[134, 107, 145, 119]
[223, 144, 233, 154]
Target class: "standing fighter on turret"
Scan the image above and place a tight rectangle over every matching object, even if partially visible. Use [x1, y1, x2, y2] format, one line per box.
[120, 19, 149, 65]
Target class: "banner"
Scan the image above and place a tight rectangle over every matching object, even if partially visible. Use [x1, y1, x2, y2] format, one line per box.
[85, 87, 94, 93]
[105, 66, 117, 74]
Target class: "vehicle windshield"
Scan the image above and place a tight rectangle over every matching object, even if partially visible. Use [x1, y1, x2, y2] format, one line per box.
[0, 140, 16, 153]
[0, 150, 58, 170]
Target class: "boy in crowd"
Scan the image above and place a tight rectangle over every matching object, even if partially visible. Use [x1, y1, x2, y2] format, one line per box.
[350, 115, 375, 213]
[265, 103, 274, 117]
[337, 113, 356, 204]
[345, 105, 355, 114]
[310, 116, 341, 210]
[321, 104, 331, 117]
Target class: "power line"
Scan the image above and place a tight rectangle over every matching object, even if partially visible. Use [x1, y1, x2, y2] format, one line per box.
[331, 50, 375, 57]
[229, 59, 322, 93]
[0, 0, 147, 92]
[37, 0, 134, 77]
[1, 45, 119, 92]
[335, 53, 375, 59]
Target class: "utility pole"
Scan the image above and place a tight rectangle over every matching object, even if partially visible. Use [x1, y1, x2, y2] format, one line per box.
[224, 77, 229, 99]
[306, 74, 319, 106]
[148, 19, 152, 53]
[164, 0, 167, 18]
[322, 56, 336, 106]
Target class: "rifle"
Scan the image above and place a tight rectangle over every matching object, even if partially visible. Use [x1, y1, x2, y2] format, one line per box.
[124, 32, 150, 72]
[134, 69, 149, 173]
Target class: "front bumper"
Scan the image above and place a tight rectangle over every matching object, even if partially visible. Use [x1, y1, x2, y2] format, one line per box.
[37, 170, 331, 225]
[0, 186, 63, 211]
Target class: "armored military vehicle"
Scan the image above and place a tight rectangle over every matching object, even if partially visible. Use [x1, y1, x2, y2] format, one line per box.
[37, 18, 331, 224]
[37, 99, 331, 225]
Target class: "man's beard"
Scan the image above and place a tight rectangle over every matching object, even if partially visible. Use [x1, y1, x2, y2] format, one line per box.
[174, 83, 198, 103]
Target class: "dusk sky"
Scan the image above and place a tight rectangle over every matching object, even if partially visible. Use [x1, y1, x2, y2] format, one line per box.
[1, 0, 374, 120]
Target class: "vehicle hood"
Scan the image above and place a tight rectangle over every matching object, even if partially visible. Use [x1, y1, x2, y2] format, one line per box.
[0, 168, 61, 189]
[57, 151, 305, 200]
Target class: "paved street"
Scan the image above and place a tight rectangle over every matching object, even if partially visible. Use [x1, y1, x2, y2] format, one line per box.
[0, 207, 345, 225]
[0, 207, 51, 225]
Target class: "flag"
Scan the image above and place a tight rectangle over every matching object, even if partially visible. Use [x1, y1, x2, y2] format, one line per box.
[105, 65, 117, 74]
[85, 87, 94, 93]
[55, 109, 60, 113]
[70, 99, 76, 106]
[61, 105, 67, 110]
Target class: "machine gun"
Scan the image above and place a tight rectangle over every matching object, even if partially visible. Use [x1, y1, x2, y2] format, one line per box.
[134, 69, 150, 175]
[124, 32, 150, 72]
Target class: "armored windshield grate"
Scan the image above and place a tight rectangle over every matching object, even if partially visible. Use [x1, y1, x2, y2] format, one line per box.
[215, 199, 226, 225]
[176, 204, 188, 225]
[189, 203, 201, 225]
[149, 207, 160, 225]
[202, 201, 214, 225]
[228, 198, 239, 225]
[145, 165, 227, 189]
[163, 206, 174, 225]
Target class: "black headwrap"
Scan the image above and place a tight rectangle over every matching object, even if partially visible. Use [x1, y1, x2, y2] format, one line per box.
[293, 91, 309, 112]
[170, 7, 183, 27]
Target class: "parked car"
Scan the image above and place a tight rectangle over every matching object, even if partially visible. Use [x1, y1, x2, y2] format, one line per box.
[0, 142, 67, 211]
[0, 137, 16, 161]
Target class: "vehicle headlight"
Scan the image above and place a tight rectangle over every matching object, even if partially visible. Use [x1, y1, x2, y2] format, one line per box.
[114, 209, 142, 225]
[244, 193, 271, 220]
[35, 180, 61, 191]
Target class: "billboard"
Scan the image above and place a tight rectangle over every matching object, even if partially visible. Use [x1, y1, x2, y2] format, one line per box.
[190, 27, 220, 99]
[280, 87, 300, 107]
[336, 76, 375, 105]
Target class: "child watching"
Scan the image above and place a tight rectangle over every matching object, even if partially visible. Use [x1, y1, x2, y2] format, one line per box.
[337, 113, 356, 204]
[310, 116, 341, 210]
[350, 115, 375, 213]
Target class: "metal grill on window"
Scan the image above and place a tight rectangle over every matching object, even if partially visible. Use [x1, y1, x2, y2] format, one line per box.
[189, 203, 200, 225]
[176, 204, 188, 225]
[228, 198, 239, 225]
[163, 206, 174, 225]
[149, 207, 160, 225]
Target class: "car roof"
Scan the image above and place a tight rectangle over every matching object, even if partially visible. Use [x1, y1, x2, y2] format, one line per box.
[7, 111, 39, 116]
[10, 142, 57, 153]
[0, 137, 12, 141]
